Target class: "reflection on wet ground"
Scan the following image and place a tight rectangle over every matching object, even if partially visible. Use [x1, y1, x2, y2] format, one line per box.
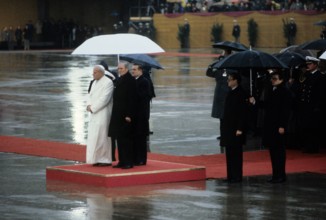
[0, 50, 325, 219]
[1, 153, 325, 220]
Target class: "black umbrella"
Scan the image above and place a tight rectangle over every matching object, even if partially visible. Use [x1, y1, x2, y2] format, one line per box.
[274, 51, 306, 67]
[299, 39, 326, 50]
[274, 51, 306, 79]
[314, 21, 326, 26]
[213, 49, 287, 70]
[212, 41, 248, 51]
[120, 54, 164, 69]
[279, 45, 313, 57]
[213, 49, 287, 95]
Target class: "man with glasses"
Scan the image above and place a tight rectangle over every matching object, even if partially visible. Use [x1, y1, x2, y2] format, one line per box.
[220, 72, 248, 183]
[251, 71, 292, 183]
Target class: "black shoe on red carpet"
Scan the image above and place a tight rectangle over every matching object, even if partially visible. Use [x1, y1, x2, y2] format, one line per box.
[113, 163, 123, 168]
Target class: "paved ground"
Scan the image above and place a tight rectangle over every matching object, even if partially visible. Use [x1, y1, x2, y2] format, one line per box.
[0, 50, 325, 219]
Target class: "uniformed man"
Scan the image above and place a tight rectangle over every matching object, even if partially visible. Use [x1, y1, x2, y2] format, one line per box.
[295, 56, 323, 153]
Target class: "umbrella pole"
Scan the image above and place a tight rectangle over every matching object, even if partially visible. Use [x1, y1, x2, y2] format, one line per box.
[250, 68, 253, 96]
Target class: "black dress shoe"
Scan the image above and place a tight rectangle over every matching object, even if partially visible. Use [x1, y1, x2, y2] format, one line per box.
[92, 163, 100, 167]
[113, 164, 123, 168]
[134, 162, 146, 166]
[97, 163, 112, 167]
[121, 165, 133, 169]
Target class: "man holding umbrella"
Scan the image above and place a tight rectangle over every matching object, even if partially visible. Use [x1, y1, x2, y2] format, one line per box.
[250, 70, 292, 183]
[207, 49, 232, 141]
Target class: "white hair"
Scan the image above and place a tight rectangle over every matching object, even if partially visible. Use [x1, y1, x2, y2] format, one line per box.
[94, 65, 105, 74]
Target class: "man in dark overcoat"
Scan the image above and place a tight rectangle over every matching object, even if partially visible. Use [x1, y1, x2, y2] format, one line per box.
[206, 49, 232, 140]
[220, 72, 248, 183]
[257, 71, 292, 183]
[109, 61, 137, 169]
[131, 63, 151, 165]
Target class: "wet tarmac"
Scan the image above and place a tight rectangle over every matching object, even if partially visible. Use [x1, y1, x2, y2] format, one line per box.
[0, 50, 325, 219]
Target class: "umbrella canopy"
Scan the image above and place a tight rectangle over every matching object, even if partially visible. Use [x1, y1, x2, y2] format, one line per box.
[279, 45, 313, 57]
[274, 51, 306, 67]
[314, 21, 326, 26]
[71, 34, 165, 55]
[120, 54, 164, 69]
[320, 51, 326, 60]
[212, 41, 248, 51]
[212, 49, 287, 96]
[213, 49, 287, 70]
[299, 39, 326, 50]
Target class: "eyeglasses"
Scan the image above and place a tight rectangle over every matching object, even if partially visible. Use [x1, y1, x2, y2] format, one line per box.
[306, 62, 314, 65]
[271, 77, 279, 81]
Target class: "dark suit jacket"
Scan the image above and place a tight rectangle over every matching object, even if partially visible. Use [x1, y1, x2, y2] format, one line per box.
[134, 75, 151, 135]
[109, 72, 137, 138]
[262, 84, 292, 147]
[220, 86, 248, 147]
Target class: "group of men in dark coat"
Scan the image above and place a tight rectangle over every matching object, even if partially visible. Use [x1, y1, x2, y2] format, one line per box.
[217, 70, 292, 184]
[108, 61, 152, 169]
[208, 54, 326, 184]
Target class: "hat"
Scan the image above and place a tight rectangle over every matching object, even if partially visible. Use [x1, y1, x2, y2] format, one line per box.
[305, 56, 320, 63]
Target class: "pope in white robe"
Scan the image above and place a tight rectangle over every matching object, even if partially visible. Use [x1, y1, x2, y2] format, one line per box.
[86, 65, 114, 166]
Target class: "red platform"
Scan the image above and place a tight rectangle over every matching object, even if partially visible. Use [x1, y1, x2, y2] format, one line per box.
[46, 160, 206, 188]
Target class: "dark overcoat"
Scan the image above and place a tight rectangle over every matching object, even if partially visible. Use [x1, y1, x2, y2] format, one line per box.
[295, 70, 323, 129]
[220, 86, 248, 147]
[109, 72, 137, 138]
[262, 84, 292, 147]
[134, 75, 151, 135]
[206, 59, 230, 119]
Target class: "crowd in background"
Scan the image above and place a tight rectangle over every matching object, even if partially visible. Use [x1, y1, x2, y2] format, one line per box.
[0, 17, 156, 50]
[0, 19, 104, 50]
[146, 0, 326, 14]
[1, 0, 325, 50]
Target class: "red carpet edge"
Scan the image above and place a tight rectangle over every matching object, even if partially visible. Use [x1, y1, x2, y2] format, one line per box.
[1, 135, 325, 179]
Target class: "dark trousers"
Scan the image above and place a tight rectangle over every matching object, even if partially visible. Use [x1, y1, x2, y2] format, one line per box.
[269, 145, 286, 179]
[225, 145, 243, 181]
[111, 136, 117, 161]
[116, 137, 133, 166]
[133, 135, 148, 164]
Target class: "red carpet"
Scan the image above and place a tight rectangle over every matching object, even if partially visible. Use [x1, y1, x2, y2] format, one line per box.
[1, 135, 326, 180]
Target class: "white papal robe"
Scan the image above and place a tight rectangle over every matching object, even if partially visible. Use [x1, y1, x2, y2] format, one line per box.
[86, 75, 114, 164]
